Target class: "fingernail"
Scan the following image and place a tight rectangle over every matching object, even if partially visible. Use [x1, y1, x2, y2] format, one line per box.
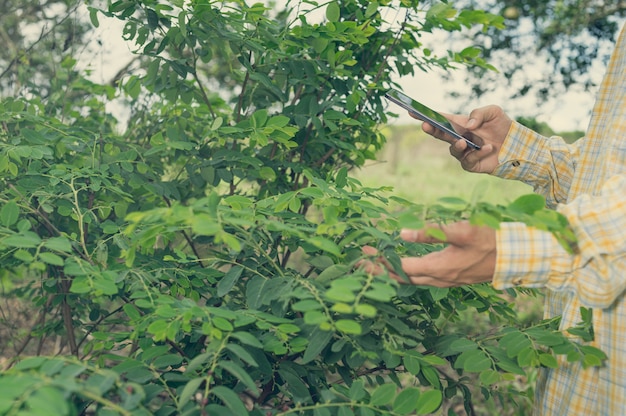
[466, 118, 477, 129]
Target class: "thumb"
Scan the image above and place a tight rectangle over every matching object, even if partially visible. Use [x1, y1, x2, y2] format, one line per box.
[400, 222, 473, 245]
[466, 105, 505, 131]
[399, 226, 447, 244]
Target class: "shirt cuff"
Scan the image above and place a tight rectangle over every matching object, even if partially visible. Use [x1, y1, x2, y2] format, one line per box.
[491, 122, 550, 183]
[493, 222, 573, 290]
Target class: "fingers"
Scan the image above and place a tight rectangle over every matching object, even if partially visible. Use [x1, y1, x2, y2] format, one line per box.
[359, 246, 404, 283]
[359, 221, 496, 289]
[466, 105, 505, 130]
[359, 245, 388, 275]
[420, 122, 457, 145]
[399, 227, 446, 244]
[400, 221, 472, 244]
[359, 245, 450, 286]
[461, 143, 495, 171]
[402, 219, 492, 247]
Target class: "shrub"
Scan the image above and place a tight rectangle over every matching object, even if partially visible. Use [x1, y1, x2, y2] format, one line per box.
[0, 1, 603, 415]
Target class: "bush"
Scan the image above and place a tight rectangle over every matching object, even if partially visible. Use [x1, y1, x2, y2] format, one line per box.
[0, 1, 603, 415]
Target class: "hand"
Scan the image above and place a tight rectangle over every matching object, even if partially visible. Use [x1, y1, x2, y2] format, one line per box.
[360, 222, 496, 287]
[415, 105, 513, 174]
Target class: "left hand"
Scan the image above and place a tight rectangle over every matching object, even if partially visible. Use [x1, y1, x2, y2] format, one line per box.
[416, 105, 512, 174]
[360, 222, 497, 287]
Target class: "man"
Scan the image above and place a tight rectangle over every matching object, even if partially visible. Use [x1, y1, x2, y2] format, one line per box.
[363, 24, 626, 415]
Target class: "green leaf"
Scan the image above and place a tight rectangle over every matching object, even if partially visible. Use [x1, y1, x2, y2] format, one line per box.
[508, 194, 546, 215]
[539, 353, 558, 368]
[362, 282, 396, 302]
[427, 2, 457, 19]
[218, 360, 260, 396]
[123, 303, 141, 321]
[304, 310, 328, 325]
[499, 330, 531, 358]
[517, 346, 538, 367]
[26, 386, 69, 415]
[277, 368, 312, 403]
[302, 327, 333, 364]
[88, 6, 100, 27]
[326, 2, 340, 22]
[479, 369, 501, 385]
[191, 214, 221, 236]
[217, 265, 243, 297]
[0, 201, 19, 226]
[14, 356, 47, 370]
[292, 299, 323, 312]
[267, 115, 290, 127]
[43, 237, 73, 253]
[364, 1, 378, 17]
[246, 276, 288, 309]
[316, 264, 350, 284]
[39, 252, 64, 266]
[393, 387, 420, 415]
[455, 349, 492, 372]
[370, 383, 396, 406]
[210, 385, 249, 415]
[403, 354, 421, 375]
[226, 343, 258, 367]
[259, 166, 276, 181]
[3, 232, 41, 248]
[349, 379, 367, 401]
[428, 287, 449, 301]
[397, 211, 424, 230]
[13, 249, 33, 262]
[335, 319, 361, 335]
[354, 303, 376, 317]
[230, 332, 264, 349]
[416, 389, 442, 415]
[525, 328, 564, 347]
[307, 236, 341, 256]
[178, 377, 203, 409]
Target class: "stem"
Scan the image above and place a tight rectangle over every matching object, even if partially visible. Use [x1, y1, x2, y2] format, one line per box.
[79, 390, 133, 416]
[235, 52, 254, 123]
[163, 196, 206, 268]
[58, 273, 78, 357]
[76, 305, 125, 357]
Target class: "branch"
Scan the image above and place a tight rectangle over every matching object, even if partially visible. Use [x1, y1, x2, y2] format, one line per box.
[59, 273, 78, 357]
[0, 2, 82, 81]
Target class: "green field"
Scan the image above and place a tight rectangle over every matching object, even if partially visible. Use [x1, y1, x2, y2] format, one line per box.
[354, 125, 533, 205]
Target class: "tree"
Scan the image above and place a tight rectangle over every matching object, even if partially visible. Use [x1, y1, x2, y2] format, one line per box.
[0, 1, 603, 415]
[0, 0, 96, 99]
[455, 0, 626, 101]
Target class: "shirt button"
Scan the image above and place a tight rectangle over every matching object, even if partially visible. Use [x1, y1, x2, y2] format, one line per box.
[512, 161, 521, 167]
[513, 278, 522, 286]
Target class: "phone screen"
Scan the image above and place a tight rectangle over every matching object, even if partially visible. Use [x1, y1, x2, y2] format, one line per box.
[384, 89, 480, 150]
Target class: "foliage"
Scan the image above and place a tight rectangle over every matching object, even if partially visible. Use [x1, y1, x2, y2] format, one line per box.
[0, 1, 604, 415]
[0, 0, 94, 98]
[451, 0, 626, 101]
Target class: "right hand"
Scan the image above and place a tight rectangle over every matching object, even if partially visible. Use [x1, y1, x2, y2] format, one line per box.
[416, 105, 513, 174]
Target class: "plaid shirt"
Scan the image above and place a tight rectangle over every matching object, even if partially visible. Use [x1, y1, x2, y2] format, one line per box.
[492, 25, 626, 415]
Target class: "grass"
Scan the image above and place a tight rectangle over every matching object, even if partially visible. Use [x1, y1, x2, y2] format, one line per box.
[353, 125, 532, 205]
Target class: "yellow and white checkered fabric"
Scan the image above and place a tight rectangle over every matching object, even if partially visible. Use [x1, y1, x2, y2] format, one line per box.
[492, 24, 626, 415]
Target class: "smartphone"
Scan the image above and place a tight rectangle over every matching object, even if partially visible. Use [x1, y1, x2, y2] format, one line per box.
[384, 89, 481, 150]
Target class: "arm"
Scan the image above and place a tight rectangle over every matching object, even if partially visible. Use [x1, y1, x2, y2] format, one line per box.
[494, 174, 626, 309]
[360, 175, 626, 309]
[420, 106, 580, 209]
[492, 122, 579, 209]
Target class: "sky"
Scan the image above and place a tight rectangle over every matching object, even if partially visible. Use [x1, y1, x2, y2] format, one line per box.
[75, 2, 616, 133]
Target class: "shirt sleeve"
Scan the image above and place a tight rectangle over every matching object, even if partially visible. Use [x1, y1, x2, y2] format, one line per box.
[493, 175, 626, 309]
[492, 122, 579, 209]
